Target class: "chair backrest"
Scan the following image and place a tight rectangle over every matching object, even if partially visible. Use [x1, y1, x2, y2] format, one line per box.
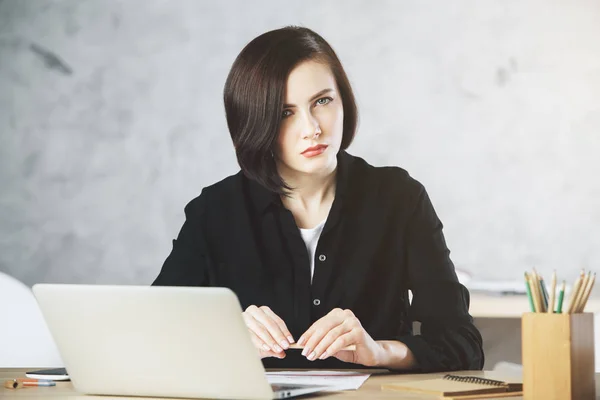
[0, 272, 63, 367]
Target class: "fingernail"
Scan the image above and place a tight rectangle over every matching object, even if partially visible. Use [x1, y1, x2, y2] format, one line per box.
[274, 344, 283, 353]
[319, 352, 328, 360]
[287, 336, 295, 344]
[280, 340, 289, 350]
[307, 351, 316, 361]
[262, 344, 271, 351]
[297, 337, 304, 346]
[301, 347, 309, 357]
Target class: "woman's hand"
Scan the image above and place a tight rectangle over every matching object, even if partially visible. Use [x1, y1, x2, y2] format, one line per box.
[242, 305, 295, 359]
[297, 308, 383, 366]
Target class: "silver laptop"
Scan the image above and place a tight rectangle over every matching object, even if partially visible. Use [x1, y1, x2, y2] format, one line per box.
[32, 284, 328, 399]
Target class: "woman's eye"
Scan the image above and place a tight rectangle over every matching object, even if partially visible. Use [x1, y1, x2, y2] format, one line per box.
[316, 97, 333, 106]
[282, 110, 292, 118]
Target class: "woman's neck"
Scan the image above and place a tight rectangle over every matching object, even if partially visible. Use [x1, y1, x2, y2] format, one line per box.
[278, 165, 337, 229]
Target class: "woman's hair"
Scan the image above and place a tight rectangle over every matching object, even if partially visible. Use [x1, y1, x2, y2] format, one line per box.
[223, 26, 358, 194]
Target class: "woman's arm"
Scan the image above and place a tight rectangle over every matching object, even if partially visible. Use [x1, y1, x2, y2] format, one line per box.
[394, 182, 484, 372]
[153, 193, 211, 287]
[373, 340, 417, 370]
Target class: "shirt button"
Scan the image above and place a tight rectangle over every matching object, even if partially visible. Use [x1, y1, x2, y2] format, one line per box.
[318, 254, 326, 262]
[313, 299, 321, 306]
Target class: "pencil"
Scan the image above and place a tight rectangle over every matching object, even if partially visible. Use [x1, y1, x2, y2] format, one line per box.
[529, 268, 542, 312]
[547, 270, 557, 313]
[566, 270, 585, 314]
[3, 379, 56, 389]
[556, 281, 566, 313]
[524, 272, 535, 312]
[577, 272, 596, 313]
[528, 272, 541, 312]
[526, 272, 535, 312]
[531, 270, 546, 312]
[539, 275, 549, 312]
[530, 269, 538, 312]
[21, 380, 56, 387]
[288, 343, 357, 351]
[4, 380, 22, 389]
[573, 271, 591, 313]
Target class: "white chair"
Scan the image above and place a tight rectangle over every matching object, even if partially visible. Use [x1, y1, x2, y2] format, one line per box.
[0, 272, 63, 367]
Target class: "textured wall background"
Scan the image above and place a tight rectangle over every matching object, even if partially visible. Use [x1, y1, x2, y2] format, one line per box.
[1, 0, 600, 287]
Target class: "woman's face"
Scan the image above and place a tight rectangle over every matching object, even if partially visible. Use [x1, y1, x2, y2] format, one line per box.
[275, 60, 344, 177]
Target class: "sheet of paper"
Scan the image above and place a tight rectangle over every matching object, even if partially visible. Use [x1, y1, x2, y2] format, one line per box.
[466, 280, 528, 295]
[266, 370, 371, 391]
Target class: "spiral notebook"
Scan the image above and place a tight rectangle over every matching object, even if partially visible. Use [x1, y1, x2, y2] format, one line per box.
[382, 373, 523, 399]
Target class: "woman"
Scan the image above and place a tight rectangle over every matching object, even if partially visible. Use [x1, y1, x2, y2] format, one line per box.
[153, 26, 484, 372]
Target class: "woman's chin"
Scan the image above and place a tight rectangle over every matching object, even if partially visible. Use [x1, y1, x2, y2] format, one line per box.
[278, 154, 337, 177]
[296, 157, 336, 175]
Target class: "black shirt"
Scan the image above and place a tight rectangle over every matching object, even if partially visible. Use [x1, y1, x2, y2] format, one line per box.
[153, 151, 484, 372]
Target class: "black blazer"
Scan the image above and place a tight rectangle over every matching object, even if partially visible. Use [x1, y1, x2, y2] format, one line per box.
[153, 151, 484, 371]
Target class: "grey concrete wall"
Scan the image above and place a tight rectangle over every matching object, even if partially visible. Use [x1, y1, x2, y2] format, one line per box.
[1, 0, 600, 287]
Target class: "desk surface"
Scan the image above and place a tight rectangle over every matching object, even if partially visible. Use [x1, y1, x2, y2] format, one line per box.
[469, 293, 600, 318]
[3, 368, 600, 400]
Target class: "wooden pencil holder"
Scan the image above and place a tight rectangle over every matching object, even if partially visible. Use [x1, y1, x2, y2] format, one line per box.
[522, 312, 595, 400]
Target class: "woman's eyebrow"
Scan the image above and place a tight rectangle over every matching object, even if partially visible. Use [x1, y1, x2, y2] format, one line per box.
[283, 88, 334, 108]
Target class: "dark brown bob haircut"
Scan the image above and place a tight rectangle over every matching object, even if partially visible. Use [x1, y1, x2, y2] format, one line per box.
[223, 26, 358, 195]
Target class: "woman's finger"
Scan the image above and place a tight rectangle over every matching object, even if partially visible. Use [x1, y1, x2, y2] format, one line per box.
[301, 318, 345, 360]
[260, 306, 295, 344]
[243, 310, 282, 353]
[312, 320, 352, 360]
[249, 330, 285, 359]
[246, 326, 271, 352]
[247, 306, 290, 352]
[321, 329, 358, 360]
[298, 308, 346, 346]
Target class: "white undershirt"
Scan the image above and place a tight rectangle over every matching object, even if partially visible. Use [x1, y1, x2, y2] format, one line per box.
[298, 219, 327, 284]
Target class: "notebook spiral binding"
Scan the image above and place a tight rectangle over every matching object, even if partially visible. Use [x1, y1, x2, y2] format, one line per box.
[443, 375, 508, 387]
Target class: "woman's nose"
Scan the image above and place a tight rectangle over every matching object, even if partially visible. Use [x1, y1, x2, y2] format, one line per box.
[301, 114, 322, 140]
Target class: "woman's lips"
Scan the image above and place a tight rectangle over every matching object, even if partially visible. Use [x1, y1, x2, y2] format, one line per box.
[302, 144, 328, 158]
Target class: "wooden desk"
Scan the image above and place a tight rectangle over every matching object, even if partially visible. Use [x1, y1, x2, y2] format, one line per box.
[469, 293, 600, 318]
[3, 368, 600, 399]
